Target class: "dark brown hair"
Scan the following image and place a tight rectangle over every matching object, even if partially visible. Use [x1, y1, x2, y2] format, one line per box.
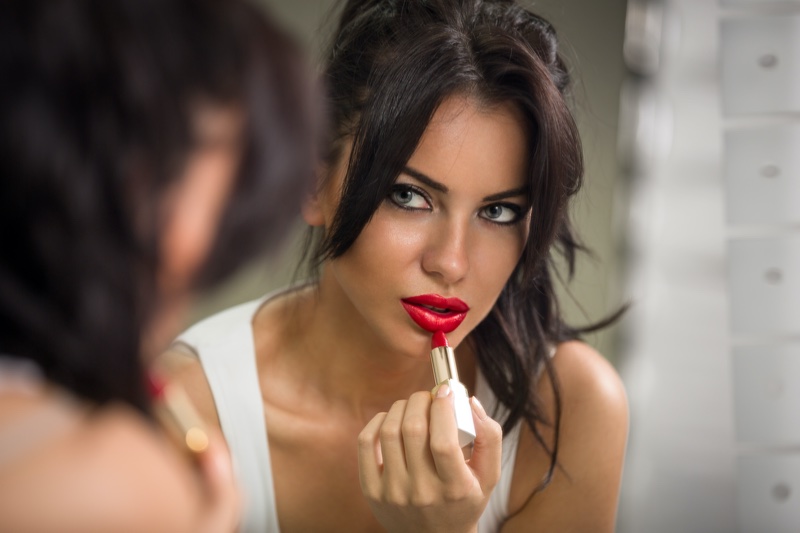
[0, 0, 317, 412]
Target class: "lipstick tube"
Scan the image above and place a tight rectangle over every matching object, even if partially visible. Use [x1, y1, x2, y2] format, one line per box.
[430, 332, 476, 448]
[148, 373, 209, 459]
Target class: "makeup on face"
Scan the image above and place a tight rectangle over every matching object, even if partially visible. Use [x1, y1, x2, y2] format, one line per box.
[400, 294, 469, 334]
[147, 373, 209, 460]
[394, 167, 530, 227]
[430, 330, 476, 448]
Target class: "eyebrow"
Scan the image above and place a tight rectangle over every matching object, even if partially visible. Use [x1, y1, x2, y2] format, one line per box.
[402, 166, 448, 193]
[402, 166, 529, 202]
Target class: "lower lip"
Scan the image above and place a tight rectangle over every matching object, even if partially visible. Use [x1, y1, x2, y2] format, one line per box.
[400, 302, 467, 333]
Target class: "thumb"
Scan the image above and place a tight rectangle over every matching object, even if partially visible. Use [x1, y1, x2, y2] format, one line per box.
[467, 396, 502, 494]
[196, 432, 241, 532]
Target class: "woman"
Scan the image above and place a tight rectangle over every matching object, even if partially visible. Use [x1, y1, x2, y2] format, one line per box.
[170, 0, 628, 531]
[0, 0, 317, 530]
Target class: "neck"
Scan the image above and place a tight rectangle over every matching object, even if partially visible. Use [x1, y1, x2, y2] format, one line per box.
[280, 278, 436, 423]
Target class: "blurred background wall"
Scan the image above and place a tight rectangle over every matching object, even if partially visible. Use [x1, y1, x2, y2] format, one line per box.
[190, 0, 800, 531]
[615, 1, 737, 531]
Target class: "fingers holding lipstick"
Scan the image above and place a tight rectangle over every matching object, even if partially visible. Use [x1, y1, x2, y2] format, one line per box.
[379, 400, 411, 491]
[401, 392, 437, 479]
[358, 411, 387, 497]
[466, 396, 503, 494]
[357, 389, 499, 533]
[361, 395, 438, 503]
[194, 431, 242, 533]
[429, 384, 473, 488]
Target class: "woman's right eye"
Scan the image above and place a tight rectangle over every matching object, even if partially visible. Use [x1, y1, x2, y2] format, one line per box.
[388, 185, 430, 210]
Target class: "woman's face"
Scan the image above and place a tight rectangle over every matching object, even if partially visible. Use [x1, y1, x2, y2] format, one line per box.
[316, 95, 530, 358]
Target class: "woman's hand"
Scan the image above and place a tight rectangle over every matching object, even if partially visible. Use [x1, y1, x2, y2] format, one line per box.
[358, 385, 503, 533]
[193, 431, 241, 533]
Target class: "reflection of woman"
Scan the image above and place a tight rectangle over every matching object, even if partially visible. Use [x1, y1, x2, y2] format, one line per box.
[171, 0, 628, 531]
[0, 0, 316, 530]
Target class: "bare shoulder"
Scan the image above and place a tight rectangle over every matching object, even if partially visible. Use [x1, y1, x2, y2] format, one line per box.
[502, 341, 629, 533]
[157, 345, 221, 429]
[552, 340, 628, 417]
[0, 401, 202, 532]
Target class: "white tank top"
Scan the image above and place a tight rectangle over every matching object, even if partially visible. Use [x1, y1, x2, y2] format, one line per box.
[175, 291, 522, 533]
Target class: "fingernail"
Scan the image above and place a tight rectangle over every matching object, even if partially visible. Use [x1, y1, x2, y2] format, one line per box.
[471, 396, 488, 420]
[436, 383, 451, 398]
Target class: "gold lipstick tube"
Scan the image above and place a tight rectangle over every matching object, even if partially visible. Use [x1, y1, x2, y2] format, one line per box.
[430, 344, 476, 448]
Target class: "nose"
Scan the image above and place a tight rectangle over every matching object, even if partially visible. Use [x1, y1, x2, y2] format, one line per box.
[421, 218, 470, 285]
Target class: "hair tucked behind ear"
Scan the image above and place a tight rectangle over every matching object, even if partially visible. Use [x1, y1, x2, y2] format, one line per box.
[307, 0, 622, 493]
[0, 0, 317, 413]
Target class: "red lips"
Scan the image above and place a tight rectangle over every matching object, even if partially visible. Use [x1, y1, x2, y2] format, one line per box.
[401, 294, 469, 333]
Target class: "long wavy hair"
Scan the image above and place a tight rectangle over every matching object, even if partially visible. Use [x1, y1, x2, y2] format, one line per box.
[0, 0, 318, 413]
[302, 0, 621, 493]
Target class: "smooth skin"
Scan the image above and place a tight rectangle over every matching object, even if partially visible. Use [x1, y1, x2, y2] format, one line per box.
[168, 95, 628, 532]
[0, 107, 243, 533]
[0, 397, 238, 533]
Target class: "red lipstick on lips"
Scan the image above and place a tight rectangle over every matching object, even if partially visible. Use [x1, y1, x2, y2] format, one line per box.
[401, 294, 469, 333]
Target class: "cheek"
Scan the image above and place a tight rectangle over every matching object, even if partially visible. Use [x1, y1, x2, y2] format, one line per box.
[472, 225, 529, 286]
[372, 205, 429, 248]
[338, 207, 427, 280]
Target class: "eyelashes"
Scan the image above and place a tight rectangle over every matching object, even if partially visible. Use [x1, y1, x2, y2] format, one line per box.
[386, 183, 527, 226]
[388, 184, 430, 210]
[480, 203, 523, 224]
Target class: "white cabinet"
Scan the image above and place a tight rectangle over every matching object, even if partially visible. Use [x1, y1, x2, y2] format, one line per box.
[722, 16, 800, 115]
[727, 237, 800, 337]
[738, 454, 800, 533]
[733, 343, 800, 444]
[724, 125, 800, 226]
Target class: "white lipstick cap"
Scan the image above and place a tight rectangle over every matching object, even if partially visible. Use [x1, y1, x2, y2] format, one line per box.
[442, 379, 476, 448]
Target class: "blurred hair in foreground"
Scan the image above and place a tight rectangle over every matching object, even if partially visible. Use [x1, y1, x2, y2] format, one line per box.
[0, 0, 320, 412]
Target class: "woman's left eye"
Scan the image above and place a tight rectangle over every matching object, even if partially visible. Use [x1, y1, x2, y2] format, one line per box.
[480, 203, 522, 224]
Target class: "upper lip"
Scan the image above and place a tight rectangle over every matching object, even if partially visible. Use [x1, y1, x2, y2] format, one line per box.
[401, 294, 470, 313]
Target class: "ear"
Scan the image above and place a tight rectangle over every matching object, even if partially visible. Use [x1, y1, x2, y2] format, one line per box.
[304, 137, 354, 230]
[301, 162, 336, 228]
[301, 187, 326, 227]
